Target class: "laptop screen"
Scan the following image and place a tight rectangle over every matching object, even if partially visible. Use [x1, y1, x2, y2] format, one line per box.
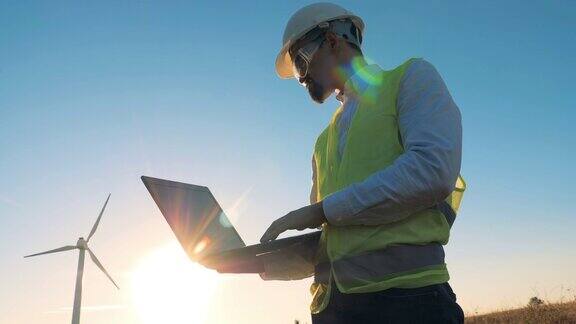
[142, 176, 246, 262]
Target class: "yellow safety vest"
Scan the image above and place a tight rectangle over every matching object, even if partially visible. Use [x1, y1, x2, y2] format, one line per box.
[309, 57, 466, 314]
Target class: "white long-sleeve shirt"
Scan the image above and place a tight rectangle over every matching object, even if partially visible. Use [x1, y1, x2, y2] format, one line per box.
[314, 58, 463, 226]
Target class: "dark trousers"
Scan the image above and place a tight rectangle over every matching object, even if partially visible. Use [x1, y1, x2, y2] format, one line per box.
[311, 278, 464, 324]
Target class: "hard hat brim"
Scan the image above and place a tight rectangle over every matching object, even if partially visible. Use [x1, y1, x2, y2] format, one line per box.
[275, 15, 365, 79]
[275, 42, 295, 79]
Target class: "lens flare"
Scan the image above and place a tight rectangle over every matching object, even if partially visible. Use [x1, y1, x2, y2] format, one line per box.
[335, 56, 382, 104]
[193, 237, 211, 254]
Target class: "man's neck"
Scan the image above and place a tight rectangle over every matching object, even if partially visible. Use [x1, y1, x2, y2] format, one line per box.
[335, 54, 368, 93]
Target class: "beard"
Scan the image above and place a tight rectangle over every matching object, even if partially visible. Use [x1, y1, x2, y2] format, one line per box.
[306, 78, 331, 104]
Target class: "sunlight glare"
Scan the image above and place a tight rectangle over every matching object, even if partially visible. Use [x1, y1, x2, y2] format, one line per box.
[131, 242, 220, 324]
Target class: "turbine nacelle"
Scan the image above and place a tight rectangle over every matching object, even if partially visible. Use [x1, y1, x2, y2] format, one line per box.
[76, 238, 88, 250]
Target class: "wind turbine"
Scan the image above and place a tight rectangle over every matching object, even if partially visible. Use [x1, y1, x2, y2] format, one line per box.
[24, 193, 119, 324]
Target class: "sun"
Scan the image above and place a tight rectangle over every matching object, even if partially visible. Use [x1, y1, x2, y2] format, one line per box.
[131, 241, 220, 324]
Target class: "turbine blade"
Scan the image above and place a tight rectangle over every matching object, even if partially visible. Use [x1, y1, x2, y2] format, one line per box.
[24, 245, 77, 258]
[87, 193, 111, 242]
[87, 248, 119, 289]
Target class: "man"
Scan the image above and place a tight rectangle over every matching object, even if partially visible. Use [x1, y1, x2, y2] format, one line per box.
[260, 3, 467, 323]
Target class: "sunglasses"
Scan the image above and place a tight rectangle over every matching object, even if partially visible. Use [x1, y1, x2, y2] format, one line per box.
[290, 34, 327, 81]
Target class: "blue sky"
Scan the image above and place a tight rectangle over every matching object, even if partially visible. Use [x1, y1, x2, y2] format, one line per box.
[1, 1, 575, 323]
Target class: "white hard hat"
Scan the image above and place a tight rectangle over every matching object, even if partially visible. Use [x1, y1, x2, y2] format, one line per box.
[275, 2, 365, 79]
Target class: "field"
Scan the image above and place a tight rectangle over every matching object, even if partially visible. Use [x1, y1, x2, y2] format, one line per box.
[466, 300, 576, 323]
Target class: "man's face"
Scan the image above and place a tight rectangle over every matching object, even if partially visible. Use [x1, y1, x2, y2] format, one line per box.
[291, 35, 338, 104]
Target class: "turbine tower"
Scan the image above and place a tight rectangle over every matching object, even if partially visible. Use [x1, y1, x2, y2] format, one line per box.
[24, 193, 119, 324]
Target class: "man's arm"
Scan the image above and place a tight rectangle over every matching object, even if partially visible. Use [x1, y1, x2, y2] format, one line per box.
[321, 58, 462, 226]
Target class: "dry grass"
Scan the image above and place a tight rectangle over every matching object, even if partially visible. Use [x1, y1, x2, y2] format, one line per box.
[466, 300, 576, 324]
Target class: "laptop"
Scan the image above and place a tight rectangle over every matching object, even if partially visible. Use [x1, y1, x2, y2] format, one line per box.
[141, 176, 321, 273]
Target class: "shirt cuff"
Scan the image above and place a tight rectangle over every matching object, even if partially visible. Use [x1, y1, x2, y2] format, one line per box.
[321, 188, 356, 226]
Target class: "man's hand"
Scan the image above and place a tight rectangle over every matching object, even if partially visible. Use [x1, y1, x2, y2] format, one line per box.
[260, 201, 327, 243]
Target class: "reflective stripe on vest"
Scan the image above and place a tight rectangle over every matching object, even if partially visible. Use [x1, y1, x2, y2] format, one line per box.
[314, 242, 445, 284]
[313, 203, 454, 284]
